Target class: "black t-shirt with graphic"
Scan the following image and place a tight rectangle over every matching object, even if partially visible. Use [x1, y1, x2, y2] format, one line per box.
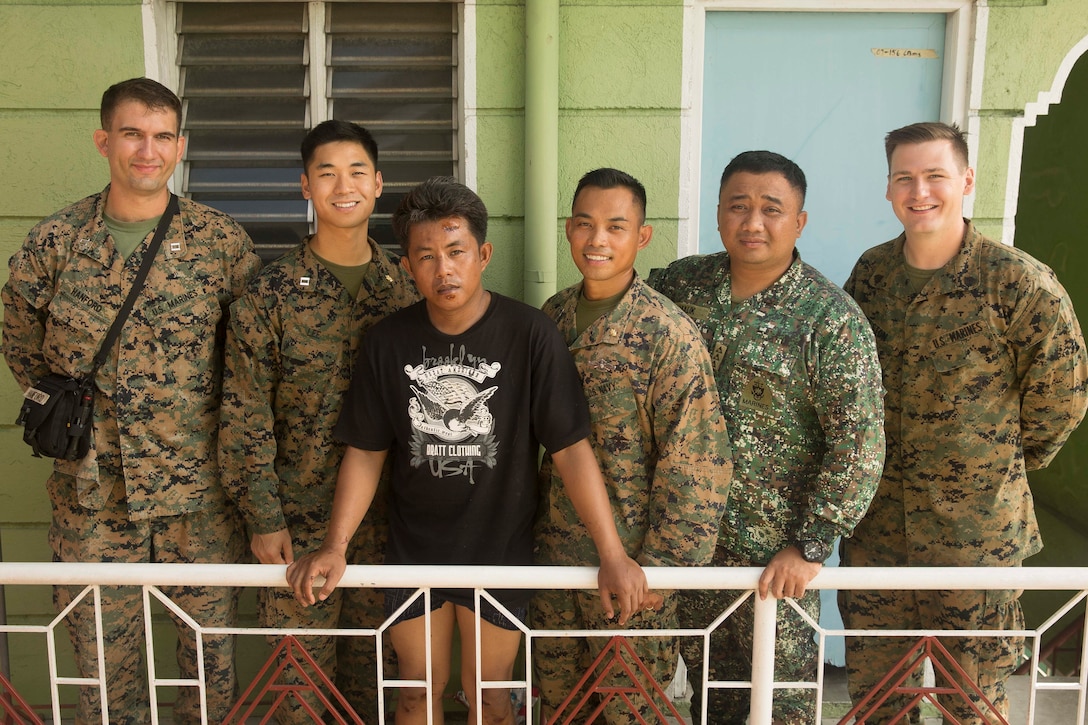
[334, 293, 590, 607]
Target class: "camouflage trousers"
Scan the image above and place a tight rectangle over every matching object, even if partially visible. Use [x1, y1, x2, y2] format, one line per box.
[259, 509, 387, 725]
[839, 545, 1025, 725]
[48, 472, 244, 725]
[532, 588, 679, 724]
[679, 585, 820, 725]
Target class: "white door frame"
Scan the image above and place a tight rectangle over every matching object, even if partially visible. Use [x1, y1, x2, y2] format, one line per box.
[678, 0, 980, 257]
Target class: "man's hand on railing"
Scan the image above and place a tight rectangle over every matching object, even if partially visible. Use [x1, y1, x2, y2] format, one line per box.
[757, 547, 822, 601]
[251, 528, 294, 565]
[285, 546, 347, 606]
[597, 551, 653, 625]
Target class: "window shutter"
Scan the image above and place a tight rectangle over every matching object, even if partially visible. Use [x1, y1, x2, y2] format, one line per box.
[177, 1, 458, 260]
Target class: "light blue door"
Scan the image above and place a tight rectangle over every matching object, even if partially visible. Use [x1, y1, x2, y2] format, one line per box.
[700, 11, 945, 286]
[699, 11, 945, 667]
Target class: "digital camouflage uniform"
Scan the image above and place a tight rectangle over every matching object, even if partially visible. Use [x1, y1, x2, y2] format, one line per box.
[221, 236, 419, 723]
[533, 275, 733, 724]
[1, 187, 261, 725]
[840, 221, 1088, 724]
[649, 251, 885, 725]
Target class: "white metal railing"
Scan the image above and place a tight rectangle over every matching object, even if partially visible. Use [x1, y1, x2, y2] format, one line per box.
[1, 563, 1086, 724]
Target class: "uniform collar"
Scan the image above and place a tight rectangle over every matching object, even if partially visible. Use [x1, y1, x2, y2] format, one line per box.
[294, 235, 402, 299]
[565, 273, 645, 349]
[879, 219, 982, 299]
[724, 249, 805, 309]
[80, 185, 188, 267]
[74, 187, 141, 268]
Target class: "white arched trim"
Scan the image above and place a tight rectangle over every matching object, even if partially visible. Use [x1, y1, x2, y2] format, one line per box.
[1003, 33, 1088, 244]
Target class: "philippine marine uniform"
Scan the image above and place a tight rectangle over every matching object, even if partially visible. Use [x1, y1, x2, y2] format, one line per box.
[649, 250, 885, 724]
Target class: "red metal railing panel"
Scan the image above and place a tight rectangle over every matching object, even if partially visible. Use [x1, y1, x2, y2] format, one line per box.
[223, 635, 365, 724]
[546, 635, 685, 725]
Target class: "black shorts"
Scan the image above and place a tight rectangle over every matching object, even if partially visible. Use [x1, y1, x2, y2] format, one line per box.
[384, 588, 527, 631]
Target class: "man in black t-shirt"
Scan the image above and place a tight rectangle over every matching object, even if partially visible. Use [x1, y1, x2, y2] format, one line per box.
[288, 177, 649, 725]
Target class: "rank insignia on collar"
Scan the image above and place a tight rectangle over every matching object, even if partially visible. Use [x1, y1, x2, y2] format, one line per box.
[299, 276, 311, 287]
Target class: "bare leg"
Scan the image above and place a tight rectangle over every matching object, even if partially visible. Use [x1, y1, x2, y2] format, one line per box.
[391, 600, 457, 725]
[455, 604, 522, 725]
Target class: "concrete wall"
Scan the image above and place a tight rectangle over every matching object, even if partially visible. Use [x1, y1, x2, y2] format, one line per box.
[553, 0, 686, 287]
[474, 0, 528, 298]
[972, 0, 1088, 634]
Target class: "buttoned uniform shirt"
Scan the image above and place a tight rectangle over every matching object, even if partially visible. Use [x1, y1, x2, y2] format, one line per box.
[649, 252, 885, 564]
[844, 220, 1088, 566]
[1, 186, 261, 520]
[535, 275, 733, 568]
[220, 237, 420, 537]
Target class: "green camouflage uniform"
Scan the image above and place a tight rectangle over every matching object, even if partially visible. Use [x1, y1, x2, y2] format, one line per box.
[533, 275, 733, 724]
[221, 236, 419, 723]
[840, 221, 1088, 724]
[649, 251, 885, 724]
[1, 187, 261, 725]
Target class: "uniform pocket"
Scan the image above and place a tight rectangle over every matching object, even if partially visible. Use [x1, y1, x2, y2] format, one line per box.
[279, 326, 349, 422]
[43, 284, 113, 373]
[144, 293, 221, 388]
[929, 331, 1011, 421]
[727, 340, 797, 419]
[584, 382, 640, 443]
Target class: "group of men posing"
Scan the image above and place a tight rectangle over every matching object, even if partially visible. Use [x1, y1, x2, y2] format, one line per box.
[2, 76, 1085, 725]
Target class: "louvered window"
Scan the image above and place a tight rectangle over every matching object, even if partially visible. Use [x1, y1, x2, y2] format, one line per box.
[176, 1, 459, 260]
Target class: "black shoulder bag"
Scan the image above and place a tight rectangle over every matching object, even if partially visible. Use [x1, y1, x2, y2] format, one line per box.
[16, 194, 179, 460]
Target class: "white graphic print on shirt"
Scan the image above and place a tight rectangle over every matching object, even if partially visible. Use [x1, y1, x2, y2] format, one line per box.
[405, 344, 500, 482]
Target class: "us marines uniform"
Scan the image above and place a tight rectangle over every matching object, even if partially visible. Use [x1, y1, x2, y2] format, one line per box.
[533, 275, 733, 723]
[1, 187, 261, 724]
[649, 251, 885, 724]
[840, 221, 1088, 723]
[220, 237, 419, 723]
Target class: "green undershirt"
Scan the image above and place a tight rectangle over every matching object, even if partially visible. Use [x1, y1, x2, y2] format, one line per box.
[575, 287, 627, 337]
[104, 213, 160, 261]
[313, 252, 371, 299]
[904, 262, 939, 297]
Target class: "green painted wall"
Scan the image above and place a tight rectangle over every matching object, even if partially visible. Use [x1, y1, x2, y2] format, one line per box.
[975, 0, 1088, 642]
[475, 0, 527, 299]
[554, 0, 685, 288]
[0, 0, 146, 707]
[476, 0, 686, 299]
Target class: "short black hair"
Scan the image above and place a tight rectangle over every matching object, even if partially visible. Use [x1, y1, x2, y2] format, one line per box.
[301, 120, 379, 172]
[392, 177, 488, 253]
[571, 168, 648, 224]
[720, 150, 807, 207]
[100, 78, 182, 134]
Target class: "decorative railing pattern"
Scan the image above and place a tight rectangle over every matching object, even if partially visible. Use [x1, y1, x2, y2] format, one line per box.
[0, 563, 1085, 724]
